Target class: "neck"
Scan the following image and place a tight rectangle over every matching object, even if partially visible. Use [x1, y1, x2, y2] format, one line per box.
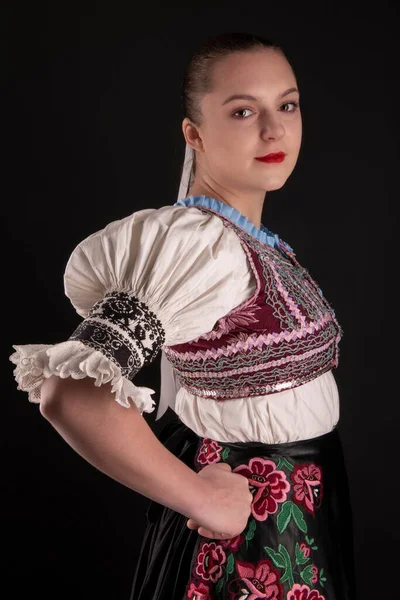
[188, 181, 266, 230]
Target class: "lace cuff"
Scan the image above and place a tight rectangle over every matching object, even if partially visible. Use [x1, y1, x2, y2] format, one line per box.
[10, 291, 166, 412]
[9, 341, 157, 413]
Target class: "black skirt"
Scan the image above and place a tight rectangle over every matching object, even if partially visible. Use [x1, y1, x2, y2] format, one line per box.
[130, 417, 356, 600]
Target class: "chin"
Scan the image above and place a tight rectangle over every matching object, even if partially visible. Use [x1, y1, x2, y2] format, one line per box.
[262, 178, 288, 192]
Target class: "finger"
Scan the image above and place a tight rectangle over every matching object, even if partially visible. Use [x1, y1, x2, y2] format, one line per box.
[197, 527, 214, 538]
[187, 519, 199, 529]
[198, 527, 228, 539]
[213, 462, 232, 470]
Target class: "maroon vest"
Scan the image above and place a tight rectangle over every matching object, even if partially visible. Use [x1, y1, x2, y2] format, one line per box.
[163, 206, 342, 401]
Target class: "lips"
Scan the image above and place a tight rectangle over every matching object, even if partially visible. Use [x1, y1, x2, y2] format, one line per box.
[255, 152, 286, 163]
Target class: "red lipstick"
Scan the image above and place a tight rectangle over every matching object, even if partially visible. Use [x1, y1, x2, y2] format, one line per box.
[255, 152, 286, 163]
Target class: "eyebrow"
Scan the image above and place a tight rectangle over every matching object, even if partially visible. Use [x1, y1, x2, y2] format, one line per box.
[221, 87, 299, 105]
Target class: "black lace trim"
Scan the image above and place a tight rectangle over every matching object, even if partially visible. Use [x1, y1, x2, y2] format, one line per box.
[68, 291, 166, 380]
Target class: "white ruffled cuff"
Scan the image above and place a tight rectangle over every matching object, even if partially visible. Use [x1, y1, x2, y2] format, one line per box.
[9, 341, 157, 414]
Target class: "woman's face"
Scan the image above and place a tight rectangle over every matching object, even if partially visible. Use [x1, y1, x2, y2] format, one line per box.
[194, 49, 302, 194]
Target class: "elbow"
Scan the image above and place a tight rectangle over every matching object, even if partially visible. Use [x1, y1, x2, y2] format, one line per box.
[39, 396, 59, 420]
[38, 375, 118, 420]
[39, 376, 63, 419]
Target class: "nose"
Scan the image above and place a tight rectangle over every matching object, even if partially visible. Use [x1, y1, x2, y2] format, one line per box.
[260, 114, 285, 140]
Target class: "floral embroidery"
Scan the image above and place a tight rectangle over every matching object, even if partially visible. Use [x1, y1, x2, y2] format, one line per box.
[186, 580, 212, 599]
[286, 583, 325, 600]
[299, 542, 311, 559]
[196, 542, 227, 583]
[186, 444, 330, 599]
[196, 438, 224, 466]
[164, 206, 343, 400]
[233, 458, 291, 521]
[226, 330, 256, 345]
[219, 533, 245, 553]
[291, 463, 323, 515]
[310, 566, 319, 585]
[216, 302, 261, 336]
[227, 558, 283, 599]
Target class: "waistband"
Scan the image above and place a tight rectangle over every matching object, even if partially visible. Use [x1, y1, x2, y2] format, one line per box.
[157, 416, 340, 460]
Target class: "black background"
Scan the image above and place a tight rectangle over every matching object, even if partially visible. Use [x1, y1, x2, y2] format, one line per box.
[4, 2, 398, 598]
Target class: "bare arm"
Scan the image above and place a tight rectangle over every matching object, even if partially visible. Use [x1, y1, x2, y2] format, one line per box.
[39, 375, 210, 522]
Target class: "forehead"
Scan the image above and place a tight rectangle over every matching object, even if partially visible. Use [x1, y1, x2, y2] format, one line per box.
[209, 49, 295, 97]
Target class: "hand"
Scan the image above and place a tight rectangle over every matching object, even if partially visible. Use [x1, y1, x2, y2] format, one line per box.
[187, 462, 253, 539]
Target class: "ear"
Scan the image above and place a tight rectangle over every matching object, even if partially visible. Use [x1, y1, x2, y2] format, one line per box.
[182, 118, 204, 152]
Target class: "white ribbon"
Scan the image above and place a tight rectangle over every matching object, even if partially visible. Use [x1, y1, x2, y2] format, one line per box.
[177, 142, 194, 201]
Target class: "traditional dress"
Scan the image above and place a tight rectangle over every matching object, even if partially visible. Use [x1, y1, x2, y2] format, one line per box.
[10, 195, 356, 599]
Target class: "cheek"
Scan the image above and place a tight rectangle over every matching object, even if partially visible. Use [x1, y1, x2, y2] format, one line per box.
[285, 123, 302, 155]
[207, 132, 237, 164]
[292, 118, 302, 144]
[215, 119, 248, 142]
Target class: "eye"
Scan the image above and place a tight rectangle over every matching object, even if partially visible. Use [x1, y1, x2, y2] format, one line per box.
[232, 101, 300, 119]
[232, 107, 254, 119]
[281, 101, 299, 112]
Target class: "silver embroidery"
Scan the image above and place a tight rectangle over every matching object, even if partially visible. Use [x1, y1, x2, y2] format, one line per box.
[164, 206, 342, 399]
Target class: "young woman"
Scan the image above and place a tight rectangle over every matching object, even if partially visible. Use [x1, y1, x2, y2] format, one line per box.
[10, 32, 356, 600]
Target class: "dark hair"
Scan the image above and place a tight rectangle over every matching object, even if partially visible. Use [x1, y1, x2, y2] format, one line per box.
[179, 32, 286, 192]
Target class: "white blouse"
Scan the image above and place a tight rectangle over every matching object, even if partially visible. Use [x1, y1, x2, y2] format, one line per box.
[10, 204, 339, 443]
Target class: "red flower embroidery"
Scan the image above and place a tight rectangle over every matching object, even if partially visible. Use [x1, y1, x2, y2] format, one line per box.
[219, 533, 245, 553]
[186, 580, 212, 599]
[287, 583, 325, 600]
[291, 463, 323, 515]
[310, 565, 319, 584]
[227, 558, 283, 599]
[233, 458, 290, 521]
[299, 542, 311, 559]
[196, 438, 223, 466]
[195, 541, 227, 583]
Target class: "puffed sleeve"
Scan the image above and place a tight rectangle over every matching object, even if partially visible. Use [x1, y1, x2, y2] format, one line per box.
[9, 205, 252, 414]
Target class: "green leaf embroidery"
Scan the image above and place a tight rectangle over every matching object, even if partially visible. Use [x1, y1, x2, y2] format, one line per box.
[221, 448, 230, 460]
[311, 545, 318, 550]
[264, 546, 286, 569]
[276, 457, 294, 472]
[291, 503, 308, 533]
[306, 536, 314, 545]
[295, 541, 310, 565]
[245, 519, 256, 541]
[277, 501, 293, 533]
[278, 544, 294, 588]
[300, 564, 314, 586]
[280, 572, 289, 584]
[226, 553, 235, 575]
[215, 578, 224, 593]
[282, 458, 294, 472]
